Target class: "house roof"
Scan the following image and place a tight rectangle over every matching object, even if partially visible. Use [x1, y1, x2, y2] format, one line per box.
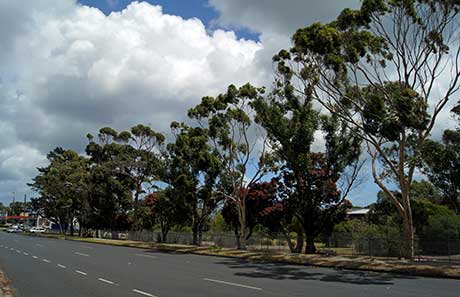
[347, 208, 370, 215]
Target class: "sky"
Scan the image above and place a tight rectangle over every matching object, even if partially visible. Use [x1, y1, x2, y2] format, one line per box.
[0, 0, 454, 207]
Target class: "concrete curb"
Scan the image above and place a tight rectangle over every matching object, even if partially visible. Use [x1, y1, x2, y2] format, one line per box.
[19, 232, 460, 280]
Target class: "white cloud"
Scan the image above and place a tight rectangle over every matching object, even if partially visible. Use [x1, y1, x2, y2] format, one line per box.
[0, 0, 266, 203]
[208, 0, 359, 37]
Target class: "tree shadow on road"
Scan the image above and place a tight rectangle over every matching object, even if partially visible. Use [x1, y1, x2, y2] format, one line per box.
[214, 259, 418, 285]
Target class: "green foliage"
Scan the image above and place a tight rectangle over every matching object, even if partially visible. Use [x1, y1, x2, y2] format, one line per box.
[254, 58, 361, 253]
[188, 83, 271, 249]
[166, 122, 222, 244]
[209, 213, 231, 233]
[422, 122, 460, 213]
[29, 147, 91, 233]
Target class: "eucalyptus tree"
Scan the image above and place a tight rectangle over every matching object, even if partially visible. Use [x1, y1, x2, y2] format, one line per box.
[86, 125, 164, 229]
[29, 148, 90, 235]
[166, 122, 222, 245]
[272, 0, 460, 257]
[188, 84, 273, 249]
[423, 106, 460, 213]
[254, 79, 361, 253]
[86, 128, 135, 230]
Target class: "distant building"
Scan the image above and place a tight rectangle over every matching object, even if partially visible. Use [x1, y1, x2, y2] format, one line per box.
[346, 208, 370, 220]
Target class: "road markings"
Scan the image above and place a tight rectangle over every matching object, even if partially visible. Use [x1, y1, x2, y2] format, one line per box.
[23, 252, 29, 256]
[74, 252, 90, 257]
[203, 278, 262, 291]
[57, 264, 67, 269]
[35, 244, 44, 247]
[42, 259, 51, 263]
[132, 289, 157, 297]
[80, 246, 93, 250]
[98, 278, 116, 285]
[16, 250, 21, 253]
[134, 254, 157, 259]
[32, 256, 38, 259]
[75, 270, 87, 276]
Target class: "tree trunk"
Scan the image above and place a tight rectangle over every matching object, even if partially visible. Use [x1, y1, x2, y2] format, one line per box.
[198, 228, 203, 246]
[401, 182, 415, 259]
[70, 220, 74, 236]
[402, 211, 415, 259]
[305, 234, 316, 254]
[234, 228, 241, 249]
[237, 199, 248, 250]
[192, 222, 199, 246]
[294, 232, 304, 253]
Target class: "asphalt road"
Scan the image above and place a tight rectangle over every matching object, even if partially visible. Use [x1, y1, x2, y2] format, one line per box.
[0, 232, 459, 297]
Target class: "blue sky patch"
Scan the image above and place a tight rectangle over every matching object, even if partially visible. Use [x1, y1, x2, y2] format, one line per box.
[77, 0, 260, 41]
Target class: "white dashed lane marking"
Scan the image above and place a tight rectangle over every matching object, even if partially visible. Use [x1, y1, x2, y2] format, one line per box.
[42, 259, 51, 263]
[203, 278, 262, 291]
[74, 252, 90, 257]
[132, 289, 157, 297]
[98, 278, 116, 285]
[75, 270, 87, 276]
[57, 264, 66, 269]
[134, 254, 157, 259]
[23, 252, 29, 256]
[32, 256, 38, 259]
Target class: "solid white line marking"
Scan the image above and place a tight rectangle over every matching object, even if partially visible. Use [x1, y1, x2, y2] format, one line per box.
[42, 259, 51, 263]
[23, 252, 29, 256]
[75, 270, 87, 276]
[203, 278, 262, 291]
[134, 254, 157, 259]
[98, 278, 115, 285]
[74, 252, 90, 257]
[58, 264, 66, 268]
[132, 289, 157, 297]
[32, 256, 38, 259]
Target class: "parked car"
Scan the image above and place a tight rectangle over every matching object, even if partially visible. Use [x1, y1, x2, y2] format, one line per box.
[29, 226, 46, 233]
[6, 226, 22, 233]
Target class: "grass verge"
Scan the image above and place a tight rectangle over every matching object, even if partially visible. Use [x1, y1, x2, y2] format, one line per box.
[0, 270, 15, 297]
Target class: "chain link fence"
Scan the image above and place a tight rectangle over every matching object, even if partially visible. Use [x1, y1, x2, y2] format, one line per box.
[53, 229, 460, 263]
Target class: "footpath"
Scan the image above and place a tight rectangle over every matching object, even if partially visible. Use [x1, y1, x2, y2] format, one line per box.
[21, 232, 460, 280]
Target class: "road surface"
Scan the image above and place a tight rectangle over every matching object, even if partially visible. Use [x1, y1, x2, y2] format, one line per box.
[0, 232, 458, 297]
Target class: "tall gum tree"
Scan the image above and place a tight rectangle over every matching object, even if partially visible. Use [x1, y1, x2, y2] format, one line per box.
[87, 125, 165, 229]
[254, 79, 362, 254]
[273, 0, 460, 258]
[188, 84, 272, 250]
[166, 122, 222, 245]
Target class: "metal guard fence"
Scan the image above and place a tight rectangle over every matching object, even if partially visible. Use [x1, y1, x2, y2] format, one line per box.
[50, 229, 460, 263]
